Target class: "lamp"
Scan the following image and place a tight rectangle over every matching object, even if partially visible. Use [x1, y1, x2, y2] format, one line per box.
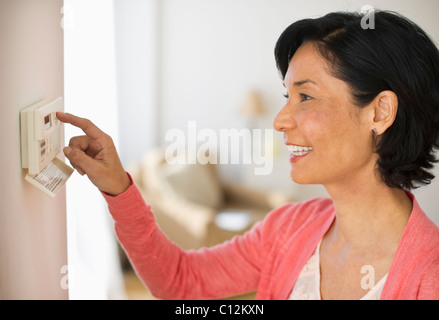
[240, 90, 265, 117]
[239, 90, 266, 129]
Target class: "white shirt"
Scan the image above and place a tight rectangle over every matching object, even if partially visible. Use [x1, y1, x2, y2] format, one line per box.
[289, 240, 388, 300]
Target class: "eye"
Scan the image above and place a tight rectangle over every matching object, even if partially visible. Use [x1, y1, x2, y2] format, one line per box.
[283, 92, 289, 100]
[300, 93, 312, 102]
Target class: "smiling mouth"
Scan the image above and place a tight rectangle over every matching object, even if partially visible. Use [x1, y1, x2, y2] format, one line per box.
[287, 145, 313, 157]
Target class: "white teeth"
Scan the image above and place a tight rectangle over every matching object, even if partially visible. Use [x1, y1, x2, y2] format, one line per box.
[288, 145, 313, 156]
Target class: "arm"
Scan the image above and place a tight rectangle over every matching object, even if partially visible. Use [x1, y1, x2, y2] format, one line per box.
[104, 180, 262, 299]
[58, 112, 263, 299]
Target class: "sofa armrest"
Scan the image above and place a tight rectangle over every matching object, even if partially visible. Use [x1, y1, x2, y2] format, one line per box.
[220, 181, 294, 210]
[139, 189, 217, 249]
[126, 162, 143, 190]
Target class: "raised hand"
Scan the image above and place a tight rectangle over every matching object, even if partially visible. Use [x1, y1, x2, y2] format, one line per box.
[57, 112, 131, 196]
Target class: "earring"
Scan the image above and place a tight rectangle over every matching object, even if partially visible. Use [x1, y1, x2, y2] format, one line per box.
[371, 128, 378, 135]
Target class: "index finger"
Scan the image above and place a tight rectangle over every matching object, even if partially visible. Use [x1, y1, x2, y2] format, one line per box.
[56, 112, 104, 139]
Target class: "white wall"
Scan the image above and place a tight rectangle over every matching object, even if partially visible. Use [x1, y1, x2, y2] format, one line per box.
[64, 0, 125, 299]
[0, 0, 68, 299]
[158, 0, 439, 137]
[114, 0, 160, 166]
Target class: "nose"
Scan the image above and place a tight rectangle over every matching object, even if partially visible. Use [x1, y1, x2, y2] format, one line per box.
[273, 102, 296, 133]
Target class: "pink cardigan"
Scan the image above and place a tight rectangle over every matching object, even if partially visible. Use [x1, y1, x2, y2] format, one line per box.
[103, 181, 439, 300]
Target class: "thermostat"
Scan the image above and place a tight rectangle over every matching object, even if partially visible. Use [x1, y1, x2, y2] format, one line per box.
[20, 97, 73, 197]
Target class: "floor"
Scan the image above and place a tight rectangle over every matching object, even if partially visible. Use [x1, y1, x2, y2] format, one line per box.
[123, 270, 256, 300]
[123, 271, 158, 300]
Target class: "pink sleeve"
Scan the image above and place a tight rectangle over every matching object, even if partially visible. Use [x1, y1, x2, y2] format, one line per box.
[102, 180, 263, 300]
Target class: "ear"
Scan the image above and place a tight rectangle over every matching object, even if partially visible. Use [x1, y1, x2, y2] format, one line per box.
[371, 91, 398, 135]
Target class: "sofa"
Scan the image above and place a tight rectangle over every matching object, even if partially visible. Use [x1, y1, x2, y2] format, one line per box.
[127, 148, 293, 250]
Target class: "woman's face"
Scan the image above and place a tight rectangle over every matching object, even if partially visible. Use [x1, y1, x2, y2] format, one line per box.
[273, 42, 376, 187]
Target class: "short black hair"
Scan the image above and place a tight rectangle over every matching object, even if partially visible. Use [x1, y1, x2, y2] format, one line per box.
[275, 10, 439, 190]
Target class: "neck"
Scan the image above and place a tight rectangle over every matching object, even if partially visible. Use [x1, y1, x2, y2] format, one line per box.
[324, 174, 412, 248]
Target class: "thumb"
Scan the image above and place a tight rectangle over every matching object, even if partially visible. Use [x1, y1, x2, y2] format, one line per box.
[63, 146, 98, 175]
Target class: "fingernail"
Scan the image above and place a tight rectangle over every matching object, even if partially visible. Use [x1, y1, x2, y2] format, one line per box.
[63, 147, 72, 156]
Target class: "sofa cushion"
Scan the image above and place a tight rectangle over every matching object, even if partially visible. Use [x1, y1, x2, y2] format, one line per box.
[160, 162, 224, 208]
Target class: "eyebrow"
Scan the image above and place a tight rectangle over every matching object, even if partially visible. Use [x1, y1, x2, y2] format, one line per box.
[282, 79, 319, 88]
[293, 79, 318, 87]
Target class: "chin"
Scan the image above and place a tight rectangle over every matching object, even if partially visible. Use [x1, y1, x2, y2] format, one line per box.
[289, 169, 311, 185]
[289, 165, 325, 185]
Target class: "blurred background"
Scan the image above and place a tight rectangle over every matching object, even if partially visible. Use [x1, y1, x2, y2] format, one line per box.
[1, 0, 438, 299]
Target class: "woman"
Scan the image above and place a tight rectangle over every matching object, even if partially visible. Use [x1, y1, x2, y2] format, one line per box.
[57, 10, 439, 299]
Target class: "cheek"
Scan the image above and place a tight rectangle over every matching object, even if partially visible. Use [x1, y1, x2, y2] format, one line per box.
[299, 108, 368, 158]
[297, 109, 335, 143]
